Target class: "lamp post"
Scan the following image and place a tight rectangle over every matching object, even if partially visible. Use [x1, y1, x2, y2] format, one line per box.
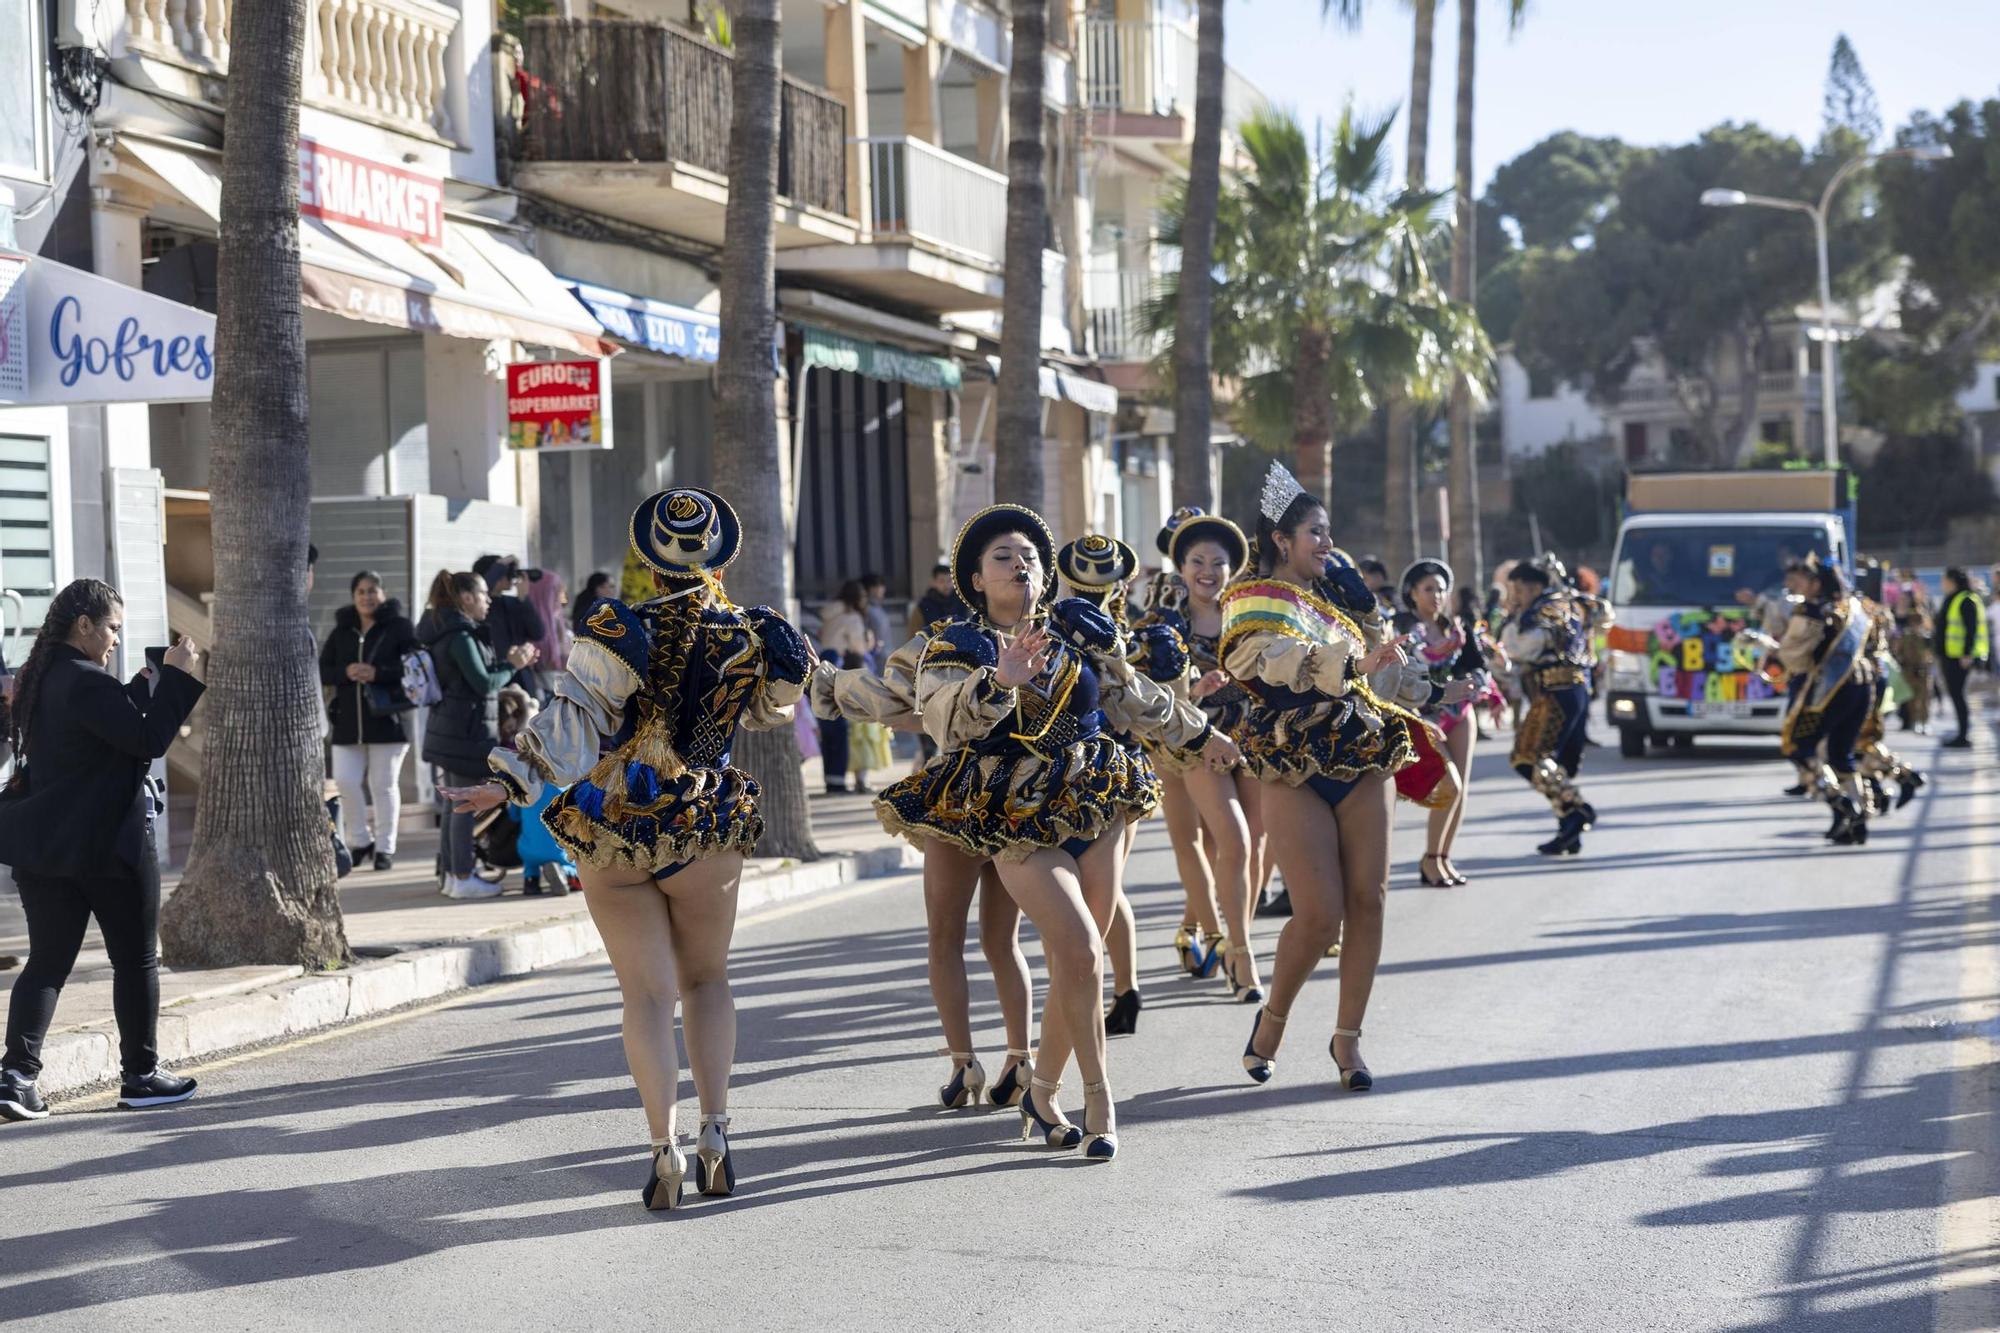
[1700, 145, 1952, 469]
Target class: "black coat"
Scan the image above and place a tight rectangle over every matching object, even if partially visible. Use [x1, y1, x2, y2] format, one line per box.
[318, 600, 418, 746]
[0, 645, 205, 878]
[417, 607, 506, 776]
[485, 594, 547, 697]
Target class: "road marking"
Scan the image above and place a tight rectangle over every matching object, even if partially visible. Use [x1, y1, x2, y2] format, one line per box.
[55, 871, 914, 1114]
[1937, 763, 2000, 1333]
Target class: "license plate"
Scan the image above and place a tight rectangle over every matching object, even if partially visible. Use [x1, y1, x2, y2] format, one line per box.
[1688, 700, 1753, 719]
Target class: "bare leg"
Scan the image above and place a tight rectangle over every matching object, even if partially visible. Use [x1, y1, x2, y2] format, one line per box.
[1240, 775, 1272, 900]
[1439, 721, 1476, 877]
[1158, 773, 1221, 939]
[659, 852, 744, 1119]
[997, 847, 1108, 1125]
[923, 841, 985, 1060]
[1106, 819, 1141, 995]
[1184, 763, 1260, 995]
[1331, 773, 1395, 1075]
[976, 865, 1032, 1057]
[1247, 781, 1345, 1063]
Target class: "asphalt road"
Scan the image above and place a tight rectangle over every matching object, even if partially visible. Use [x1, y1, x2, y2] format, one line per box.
[3, 722, 1995, 1332]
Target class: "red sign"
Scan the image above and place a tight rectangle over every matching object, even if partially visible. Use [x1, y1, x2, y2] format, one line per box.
[506, 359, 610, 450]
[298, 139, 444, 246]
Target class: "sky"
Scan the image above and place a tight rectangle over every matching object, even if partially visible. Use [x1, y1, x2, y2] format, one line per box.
[1223, 0, 2000, 191]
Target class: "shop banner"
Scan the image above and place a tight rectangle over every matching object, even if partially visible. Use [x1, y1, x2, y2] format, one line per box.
[801, 325, 962, 391]
[506, 358, 612, 450]
[298, 139, 445, 247]
[0, 249, 216, 406]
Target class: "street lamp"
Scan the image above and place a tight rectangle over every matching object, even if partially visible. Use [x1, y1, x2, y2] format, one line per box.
[1701, 145, 1953, 468]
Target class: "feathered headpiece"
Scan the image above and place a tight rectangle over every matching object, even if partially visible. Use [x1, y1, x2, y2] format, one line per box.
[1259, 461, 1306, 524]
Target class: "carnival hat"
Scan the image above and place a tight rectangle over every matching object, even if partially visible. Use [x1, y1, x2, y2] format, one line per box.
[952, 504, 1056, 607]
[1057, 533, 1138, 592]
[1155, 506, 1206, 556]
[630, 487, 741, 575]
[1168, 515, 1249, 572]
[1399, 557, 1454, 604]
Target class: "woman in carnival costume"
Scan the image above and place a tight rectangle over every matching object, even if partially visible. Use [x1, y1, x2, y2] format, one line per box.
[1393, 559, 1489, 885]
[1499, 556, 1610, 857]
[1774, 559, 1878, 845]
[443, 489, 813, 1211]
[1853, 561, 1927, 817]
[878, 506, 1237, 1159]
[1226, 463, 1455, 1093]
[807, 606, 1038, 1113]
[1135, 514, 1272, 1001]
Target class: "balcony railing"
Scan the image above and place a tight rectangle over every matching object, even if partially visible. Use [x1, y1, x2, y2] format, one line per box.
[1082, 19, 1196, 117]
[861, 137, 1007, 264]
[122, 0, 459, 141]
[1085, 267, 1159, 363]
[520, 18, 848, 217]
[1612, 371, 1823, 407]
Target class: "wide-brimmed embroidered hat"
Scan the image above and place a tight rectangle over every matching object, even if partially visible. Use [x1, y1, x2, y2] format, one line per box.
[1399, 557, 1455, 605]
[952, 504, 1055, 607]
[1169, 515, 1249, 572]
[629, 487, 741, 575]
[1056, 533, 1138, 592]
[1155, 506, 1205, 556]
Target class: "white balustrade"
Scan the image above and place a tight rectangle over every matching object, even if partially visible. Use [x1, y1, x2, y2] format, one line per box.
[1084, 265, 1158, 362]
[1081, 19, 1195, 117]
[120, 0, 457, 140]
[862, 136, 1009, 265]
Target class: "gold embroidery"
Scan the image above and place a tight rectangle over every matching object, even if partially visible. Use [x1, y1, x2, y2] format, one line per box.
[586, 603, 627, 638]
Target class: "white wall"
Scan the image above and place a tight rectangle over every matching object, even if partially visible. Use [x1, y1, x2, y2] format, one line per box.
[1954, 361, 2000, 415]
[1497, 351, 1608, 460]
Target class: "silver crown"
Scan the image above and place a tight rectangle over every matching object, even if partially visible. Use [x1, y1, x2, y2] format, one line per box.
[1259, 461, 1306, 524]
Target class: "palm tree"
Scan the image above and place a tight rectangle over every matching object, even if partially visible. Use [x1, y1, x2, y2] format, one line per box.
[1383, 0, 1434, 566]
[1445, 0, 1527, 587]
[1151, 108, 1490, 506]
[159, 0, 350, 967]
[993, 0, 1049, 510]
[1168, 0, 1225, 510]
[711, 0, 816, 858]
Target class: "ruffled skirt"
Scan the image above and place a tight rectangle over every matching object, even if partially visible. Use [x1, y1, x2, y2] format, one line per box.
[543, 761, 762, 875]
[1239, 697, 1451, 810]
[877, 735, 1158, 862]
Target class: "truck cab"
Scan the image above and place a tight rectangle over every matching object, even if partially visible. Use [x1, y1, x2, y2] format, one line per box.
[1602, 471, 1853, 757]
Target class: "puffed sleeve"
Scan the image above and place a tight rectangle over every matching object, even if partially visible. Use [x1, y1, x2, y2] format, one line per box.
[913, 621, 1017, 750]
[1220, 598, 1358, 698]
[1775, 605, 1825, 675]
[810, 629, 925, 728]
[1101, 651, 1213, 751]
[739, 605, 813, 731]
[491, 598, 645, 805]
[1499, 613, 1550, 665]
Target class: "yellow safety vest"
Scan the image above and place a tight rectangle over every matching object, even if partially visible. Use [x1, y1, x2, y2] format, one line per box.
[1944, 590, 1990, 661]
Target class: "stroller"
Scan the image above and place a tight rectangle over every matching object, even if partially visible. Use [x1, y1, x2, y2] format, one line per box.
[470, 786, 581, 896]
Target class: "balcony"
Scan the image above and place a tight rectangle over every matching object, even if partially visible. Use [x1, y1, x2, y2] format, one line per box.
[779, 136, 1009, 311]
[120, 0, 459, 142]
[514, 18, 855, 249]
[1086, 267, 1156, 365]
[1080, 19, 1267, 165]
[1608, 371, 1824, 413]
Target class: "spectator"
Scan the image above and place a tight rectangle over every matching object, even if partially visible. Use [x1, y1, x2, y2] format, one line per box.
[816, 580, 875, 795]
[472, 555, 546, 699]
[1359, 556, 1395, 614]
[319, 571, 418, 872]
[1939, 567, 1987, 749]
[570, 571, 614, 630]
[0, 579, 205, 1121]
[419, 570, 536, 897]
[909, 560, 967, 636]
[860, 572, 894, 670]
[520, 567, 571, 673]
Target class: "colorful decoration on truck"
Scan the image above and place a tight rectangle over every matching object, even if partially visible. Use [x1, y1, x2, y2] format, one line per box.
[1637, 608, 1782, 702]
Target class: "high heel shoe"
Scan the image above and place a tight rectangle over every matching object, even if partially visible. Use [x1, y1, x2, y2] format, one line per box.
[1220, 941, 1263, 1006]
[1020, 1076, 1083, 1149]
[641, 1139, 688, 1210]
[1080, 1080, 1118, 1161]
[1103, 988, 1143, 1036]
[695, 1115, 736, 1196]
[1172, 922, 1202, 976]
[939, 1052, 988, 1109]
[988, 1049, 1032, 1108]
[1241, 1006, 1286, 1084]
[1329, 1026, 1373, 1092]
[1444, 858, 1470, 886]
[1419, 852, 1451, 887]
[1195, 929, 1227, 979]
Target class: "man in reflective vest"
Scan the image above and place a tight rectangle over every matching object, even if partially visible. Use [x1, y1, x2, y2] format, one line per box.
[1940, 566, 1988, 750]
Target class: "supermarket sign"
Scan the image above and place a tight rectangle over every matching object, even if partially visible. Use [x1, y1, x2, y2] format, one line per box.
[298, 139, 444, 247]
[506, 358, 613, 450]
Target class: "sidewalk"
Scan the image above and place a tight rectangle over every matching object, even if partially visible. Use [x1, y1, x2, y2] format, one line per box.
[0, 785, 914, 1100]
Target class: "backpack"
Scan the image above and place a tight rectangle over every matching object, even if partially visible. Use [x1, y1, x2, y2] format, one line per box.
[402, 647, 444, 708]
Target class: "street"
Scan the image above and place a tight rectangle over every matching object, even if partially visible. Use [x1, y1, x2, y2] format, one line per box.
[2, 727, 1995, 1333]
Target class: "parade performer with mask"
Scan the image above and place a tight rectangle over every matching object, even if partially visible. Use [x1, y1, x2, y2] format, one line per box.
[1500, 556, 1609, 857]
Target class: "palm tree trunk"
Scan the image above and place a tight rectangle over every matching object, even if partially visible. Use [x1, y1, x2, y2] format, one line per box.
[712, 0, 816, 859]
[993, 0, 1048, 511]
[1170, 0, 1224, 511]
[1445, 0, 1482, 586]
[1383, 0, 1433, 567]
[159, 0, 349, 969]
[1293, 327, 1334, 502]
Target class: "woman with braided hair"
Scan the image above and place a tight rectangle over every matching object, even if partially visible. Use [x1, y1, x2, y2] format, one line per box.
[442, 489, 813, 1210]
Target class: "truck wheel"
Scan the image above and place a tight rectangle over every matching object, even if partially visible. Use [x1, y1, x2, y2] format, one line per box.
[1672, 734, 1695, 750]
[1619, 725, 1647, 758]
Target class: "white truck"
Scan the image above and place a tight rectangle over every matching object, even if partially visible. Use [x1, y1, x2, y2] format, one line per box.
[1603, 470, 1855, 757]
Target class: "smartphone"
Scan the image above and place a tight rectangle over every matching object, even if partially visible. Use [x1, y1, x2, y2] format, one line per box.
[144, 646, 168, 670]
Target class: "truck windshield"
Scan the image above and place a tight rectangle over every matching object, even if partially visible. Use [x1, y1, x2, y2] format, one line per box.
[1612, 525, 1830, 608]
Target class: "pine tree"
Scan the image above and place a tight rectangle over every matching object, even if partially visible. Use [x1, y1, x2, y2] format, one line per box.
[1822, 35, 1881, 145]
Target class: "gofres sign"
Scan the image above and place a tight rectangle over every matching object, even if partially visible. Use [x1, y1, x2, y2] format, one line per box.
[298, 139, 444, 247]
[0, 250, 217, 406]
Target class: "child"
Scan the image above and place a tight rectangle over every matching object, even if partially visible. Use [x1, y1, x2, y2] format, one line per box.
[494, 687, 582, 896]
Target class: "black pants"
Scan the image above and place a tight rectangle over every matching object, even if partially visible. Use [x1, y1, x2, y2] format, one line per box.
[819, 717, 850, 790]
[3, 854, 162, 1081]
[1789, 679, 1871, 775]
[1941, 657, 1971, 739]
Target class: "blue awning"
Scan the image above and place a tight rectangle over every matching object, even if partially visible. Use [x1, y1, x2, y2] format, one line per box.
[566, 280, 719, 364]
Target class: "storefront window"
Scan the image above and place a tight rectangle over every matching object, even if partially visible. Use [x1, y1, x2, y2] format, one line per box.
[0, 435, 58, 647]
[1, 0, 48, 183]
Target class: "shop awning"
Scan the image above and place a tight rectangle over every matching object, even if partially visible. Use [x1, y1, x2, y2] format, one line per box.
[568, 282, 719, 363]
[0, 249, 217, 406]
[978, 355, 1119, 415]
[800, 325, 962, 390]
[116, 136, 616, 360]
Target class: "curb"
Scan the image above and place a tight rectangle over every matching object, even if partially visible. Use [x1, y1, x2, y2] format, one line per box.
[38, 842, 920, 1101]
